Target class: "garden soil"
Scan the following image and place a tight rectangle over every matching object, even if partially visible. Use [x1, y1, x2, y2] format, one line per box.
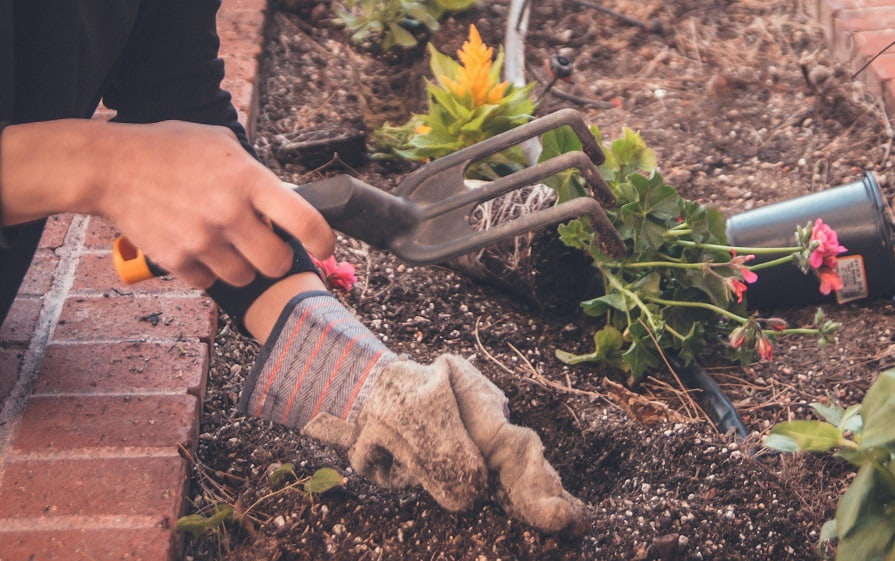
[183, 1, 895, 560]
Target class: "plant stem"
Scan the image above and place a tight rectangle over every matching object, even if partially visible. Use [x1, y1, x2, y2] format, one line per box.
[764, 327, 820, 336]
[747, 255, 797, 271]
[644, 295, 747, 324]
[603, 271, 662, 332]
[617, 260, 707, 270]
[675, 239, 800, 255]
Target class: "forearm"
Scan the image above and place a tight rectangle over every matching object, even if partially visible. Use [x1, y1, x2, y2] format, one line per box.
[0, 119, 111, 226]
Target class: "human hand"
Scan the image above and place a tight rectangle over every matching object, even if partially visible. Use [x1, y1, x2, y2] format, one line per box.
[302, 354, 590, 535]
[91, 121, 335, 288]
[2, 119, 334, 289]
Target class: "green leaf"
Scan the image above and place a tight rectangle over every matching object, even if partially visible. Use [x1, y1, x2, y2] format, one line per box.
[836, 462, 884, 539]
[676, 322, 705, 365]
[842, 404, 864, 434]
[386, 22, 418, 48]
[556, 326, 625, 367]
[765, 420, 844, 452]
[268, 462, 296, 487]
[622, 322, 659, 379]
[580, 293, 632, 317]
[558, 218, 594, 251]
[176, 504, 234, 538]
[859, 369, 895, 450]
[836, 514, 895, 561]
[427, 43, 461, 84]
[811, 401, 846, 427]
[819, 519, 838, 553]
[434, 0, 477, 13]
[304, 467, 344, 494]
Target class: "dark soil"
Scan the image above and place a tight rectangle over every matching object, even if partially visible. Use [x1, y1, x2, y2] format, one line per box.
[183, 1, 895, 560]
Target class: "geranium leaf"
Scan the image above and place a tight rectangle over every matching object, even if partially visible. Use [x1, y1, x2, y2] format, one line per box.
[765, 420, 843, 452]
[836, 463, 894, 540]
[581, 293, 631, 316]
[858, 369, 895, 449]
[837, 514, 895, 561]
[810, 401, 845, 426]
[304, 467, 345, 494]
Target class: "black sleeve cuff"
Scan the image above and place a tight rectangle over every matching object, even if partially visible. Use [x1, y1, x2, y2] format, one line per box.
[205, 226, 320, 337]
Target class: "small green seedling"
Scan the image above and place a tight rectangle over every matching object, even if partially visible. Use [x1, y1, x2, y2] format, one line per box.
[765, 368, 895, 561]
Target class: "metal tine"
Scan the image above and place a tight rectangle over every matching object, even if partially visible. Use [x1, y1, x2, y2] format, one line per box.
[422, 150, 616, 219]
[393, 197, 625, 263]
[397, 108, 606, 201]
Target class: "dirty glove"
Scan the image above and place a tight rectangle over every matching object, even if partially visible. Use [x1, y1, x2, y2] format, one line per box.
[437, 354, 590, 535]
[239, 292, 486, 510]
[239, 292, 587, 534]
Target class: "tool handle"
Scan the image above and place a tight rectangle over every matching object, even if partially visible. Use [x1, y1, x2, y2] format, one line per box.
[112, 177, 420, 284]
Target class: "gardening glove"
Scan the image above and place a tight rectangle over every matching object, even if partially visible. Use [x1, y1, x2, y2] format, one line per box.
[239, 292, 587, 534]
[432, 354, 590, 536]
[238, 291, 487, 511]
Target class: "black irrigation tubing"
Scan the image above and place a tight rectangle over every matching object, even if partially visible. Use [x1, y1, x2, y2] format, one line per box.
[668, 354, 748, 440]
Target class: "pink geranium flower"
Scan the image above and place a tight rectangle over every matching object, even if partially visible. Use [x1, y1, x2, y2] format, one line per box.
[730, 253, 758, 283]
[756, 334, 774, 361]
[726, 277, 748, 303]
[809, 218, 847, 270]
[311, 256, 357, 291]
[816, 266, 844, 295]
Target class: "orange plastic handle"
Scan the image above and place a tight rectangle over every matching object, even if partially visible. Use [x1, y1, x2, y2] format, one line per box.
[112, 236, 156, 284]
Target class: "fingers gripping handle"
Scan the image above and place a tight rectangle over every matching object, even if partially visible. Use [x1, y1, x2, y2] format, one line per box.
[111, 177, 418, 284]
[112, 236, 168, 283]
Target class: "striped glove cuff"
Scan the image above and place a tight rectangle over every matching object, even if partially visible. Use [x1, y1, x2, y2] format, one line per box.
[239, 291, 397, 429]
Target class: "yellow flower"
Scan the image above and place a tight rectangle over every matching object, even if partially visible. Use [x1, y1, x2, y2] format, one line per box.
[440, 25, 508, 107]
[415, 124, 432, 135]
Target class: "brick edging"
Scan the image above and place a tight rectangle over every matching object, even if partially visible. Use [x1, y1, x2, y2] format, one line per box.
[0, 1, 269, 560]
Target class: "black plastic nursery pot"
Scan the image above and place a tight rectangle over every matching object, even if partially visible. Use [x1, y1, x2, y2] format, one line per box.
[725, 172, 895, 310]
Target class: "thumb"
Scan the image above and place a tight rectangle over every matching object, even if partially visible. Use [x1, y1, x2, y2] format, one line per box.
[301, 413, 358, 449]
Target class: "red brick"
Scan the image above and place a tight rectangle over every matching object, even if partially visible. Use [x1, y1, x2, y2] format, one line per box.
[38, 214, 73, 250]
[18, 250, 58, 297]
[884, 78, 895, 117]
[0, 456, 186, 519]
[221, 0, 268, 13]
[0, 348, 24, 400]
[217, 6, 266, 39]
[838, 6, 895, 31]
[83, 216, 120, 249]
[222, 76, 260, 133]
[817, 0, 895, 39]
[11, 394, 199, 453]
[221, 53, 260, 85]
[35, 341, 207, 397]
[71, 253, 201, 296]
[0, 528, 174, 561]
[52, 295, 216, 343]
[0, 298, 41, 346]
[842, 28, 895, 65]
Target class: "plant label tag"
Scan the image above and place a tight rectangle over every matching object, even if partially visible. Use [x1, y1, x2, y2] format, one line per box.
[835, 254, 868, 304]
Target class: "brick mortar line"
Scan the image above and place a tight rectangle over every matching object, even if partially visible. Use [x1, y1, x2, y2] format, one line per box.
[6, 447, 183, 461]
[0, 514, 167, 532]
[45, 337, 208, 345]
[0, 216, 90, 474]
[29, 390, 198, 398]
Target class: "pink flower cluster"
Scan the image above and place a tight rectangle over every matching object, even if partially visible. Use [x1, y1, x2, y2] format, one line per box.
[809, 218, 847, 295]
[311, 255, 358, 291]
[727, 253, 758, 303]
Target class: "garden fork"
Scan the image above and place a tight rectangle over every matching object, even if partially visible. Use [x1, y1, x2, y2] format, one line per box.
[114, 108, 625, 283]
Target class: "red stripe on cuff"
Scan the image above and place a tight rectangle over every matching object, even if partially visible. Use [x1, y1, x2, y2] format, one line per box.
[340, 350, 387, 420]
[252, 304, 319, 416]
[279, 317, 353, 424]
